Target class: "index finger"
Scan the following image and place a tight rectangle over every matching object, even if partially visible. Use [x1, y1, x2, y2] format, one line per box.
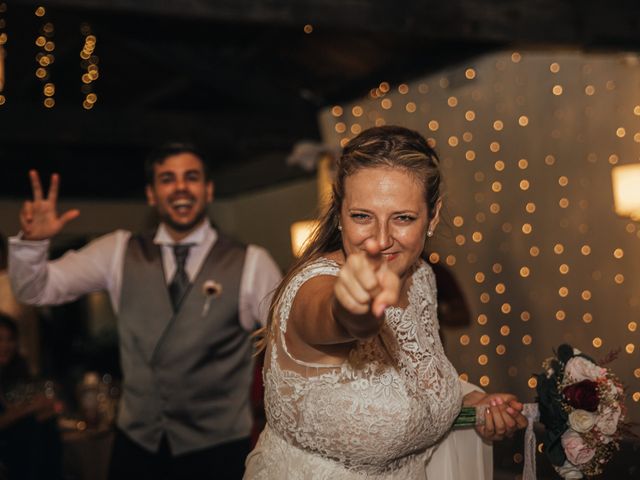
[363, 239, 384, 270]
[48, 173, 60, 203]
[29, 170, 44, 201]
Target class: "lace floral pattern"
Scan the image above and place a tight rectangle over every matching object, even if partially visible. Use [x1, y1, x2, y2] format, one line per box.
[249, 258, 463, 478]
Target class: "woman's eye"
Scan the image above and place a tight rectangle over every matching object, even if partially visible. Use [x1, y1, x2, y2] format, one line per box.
[350, 213, 370, 220]
[396, 215, 416, 222]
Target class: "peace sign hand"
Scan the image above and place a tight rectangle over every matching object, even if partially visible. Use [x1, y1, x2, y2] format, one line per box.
[20, 170, 80, 240]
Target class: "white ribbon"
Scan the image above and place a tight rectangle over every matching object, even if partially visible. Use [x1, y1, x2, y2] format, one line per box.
[522, 403, 540, 480]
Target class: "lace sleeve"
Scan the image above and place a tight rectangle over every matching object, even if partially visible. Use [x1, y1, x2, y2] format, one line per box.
[273, 258, 341, 369]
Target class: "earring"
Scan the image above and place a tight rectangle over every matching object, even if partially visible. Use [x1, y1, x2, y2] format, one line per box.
[338, 224, 343, 231]
[426, 229, 434, 238]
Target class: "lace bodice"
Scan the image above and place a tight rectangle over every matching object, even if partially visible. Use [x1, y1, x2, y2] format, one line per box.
[260, 258, 463, 476]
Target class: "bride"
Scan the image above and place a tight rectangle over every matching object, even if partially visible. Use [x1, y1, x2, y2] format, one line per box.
[245, 125, 527, 479]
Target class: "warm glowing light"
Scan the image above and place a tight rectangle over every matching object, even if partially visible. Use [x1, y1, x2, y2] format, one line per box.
[478, 355, 488, 366]
[472, 232, 483, 243]
[585, 85, 595, 96]
[519, 180, 530, 190]
[552, 85, 563, 95]
[448, 136, 459, 147]
[290, 220, 319, 257]
[489, 141, 500, 152]
[554, 243, 564, 254]
[303, 24, 313, 33]
[528, 377, 538, 389]
[447, 96, 458, 107]
[352, 105, 363, 117]
[529, 247, 539, 257]
[35, 6, 46, 16]
[465, 150, 476, 161]
[626, 344, 635, 354]
[500, 325, 510, 336]
[522, 223, 532, 234]
[522, 335, 532, 345]
[492, 263, 502, 274]
[592, 337, 602, 348]
[559, 264, 569, 274]
[581, 245, 591, 255]
[331, 105, 343, 117]
[480, 335, 490, 346]
[558, 176, 569, 186]
[474, 272, 485, 283]
[615, 274, 625, 284]
[380, 98, 392, 109]
[493, 120, 503, 131]
[559, 287, 569, 297]
[465, 68, 476, 79]
[460, 334, 470, 346]
[335, 122, 346, 133]
[428, 253, 440, 263]
[480, 293, 490, 303]
[549, 62, 560, 73]
[491, 181, 502, 192]
[612, 164, 640, 219]
[398, 83, 409, 94]
[465, 110, 476, 121]
[494, 160, 505, 171]
[477, 314, 488, 325]
[616, 127, 626, 138]
[479, 376, 490, 387]
[583, 313, 593, 323]
[556, 310, 566, 321]
[501, 303, 511, 314]
[613, 248, 624, 259]
[496, 345, 506, 355]
[629, 322, 637, 332]
[405, 102, 416, 113]
[445, 255, 456, 266]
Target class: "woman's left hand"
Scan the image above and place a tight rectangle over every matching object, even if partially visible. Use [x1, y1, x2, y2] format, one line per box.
[464, 392, 528, 441]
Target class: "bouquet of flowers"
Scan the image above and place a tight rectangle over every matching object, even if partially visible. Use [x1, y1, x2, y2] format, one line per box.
[534, 344, 627, 479]
[452, 343, 631, 479]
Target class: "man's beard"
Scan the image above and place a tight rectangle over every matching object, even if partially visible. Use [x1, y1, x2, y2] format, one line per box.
[157, 206, 208, 233]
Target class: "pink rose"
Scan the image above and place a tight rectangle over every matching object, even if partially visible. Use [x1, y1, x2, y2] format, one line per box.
[561, 429, 596, 465]
[564, 357, 605, 382]
[595, 405, 621, 436]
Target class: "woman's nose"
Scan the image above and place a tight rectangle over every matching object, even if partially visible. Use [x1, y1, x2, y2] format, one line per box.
[376, 225, 393, 250]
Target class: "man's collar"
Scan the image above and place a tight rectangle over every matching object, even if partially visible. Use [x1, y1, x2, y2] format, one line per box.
[153, 220, 215, 246]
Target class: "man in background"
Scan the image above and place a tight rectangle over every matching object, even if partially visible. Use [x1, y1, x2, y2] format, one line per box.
[8, 143, 282, 479]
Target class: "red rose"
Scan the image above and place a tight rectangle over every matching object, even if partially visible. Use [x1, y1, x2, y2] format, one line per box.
[562, 380, 599, 412]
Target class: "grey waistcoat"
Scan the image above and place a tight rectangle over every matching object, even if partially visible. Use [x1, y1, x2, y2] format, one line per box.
[116, 232, 252, 455]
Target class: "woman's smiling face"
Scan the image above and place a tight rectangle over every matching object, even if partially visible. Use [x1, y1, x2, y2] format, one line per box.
[340, 166, 437, 283]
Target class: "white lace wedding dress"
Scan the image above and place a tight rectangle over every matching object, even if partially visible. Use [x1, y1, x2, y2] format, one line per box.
[245, 258, 492, 479]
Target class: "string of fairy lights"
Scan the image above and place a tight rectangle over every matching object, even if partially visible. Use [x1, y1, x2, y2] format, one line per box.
[80, 22, 99, 110]
[323, 51, 640, 410]
[1, 5, 99, 109]
[34, 5, 55, 108]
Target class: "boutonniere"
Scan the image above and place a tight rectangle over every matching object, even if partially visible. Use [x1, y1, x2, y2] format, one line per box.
[201, 280, 223, 316]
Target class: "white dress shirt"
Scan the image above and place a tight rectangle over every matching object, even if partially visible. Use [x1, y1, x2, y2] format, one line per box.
[8, 220, 282, 331]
